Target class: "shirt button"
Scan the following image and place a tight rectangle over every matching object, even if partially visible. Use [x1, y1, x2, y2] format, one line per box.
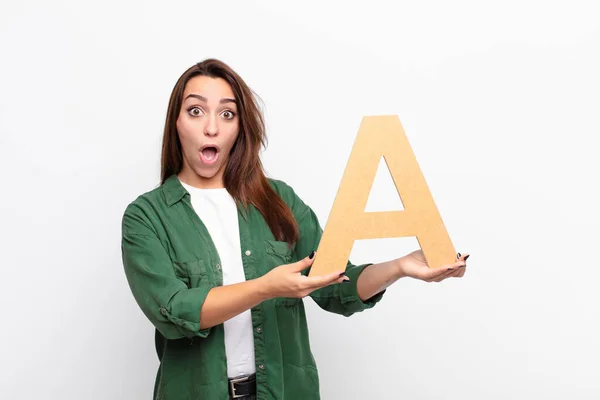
[245, 250, 252, 256]
[160, 308, 167, 316]
[258, 364, 265, 370]
[256, 327, 262, 333]
[216, 263, 221, 270]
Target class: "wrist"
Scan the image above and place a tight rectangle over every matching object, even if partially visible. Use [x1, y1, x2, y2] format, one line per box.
[255, 275, 276, 301]
[394, 256, 408, 279]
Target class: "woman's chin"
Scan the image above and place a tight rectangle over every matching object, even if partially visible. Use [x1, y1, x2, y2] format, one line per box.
[191, 164, 223, 181]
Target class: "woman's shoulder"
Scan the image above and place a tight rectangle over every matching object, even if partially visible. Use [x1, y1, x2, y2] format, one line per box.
[124, 185, 164, 214]
[267, 177, 291, 194]
[267, 177, 297, 202]
[267, 177, 312, 215]
[124, 175, 183, 213]
[121, 181, 175, 236]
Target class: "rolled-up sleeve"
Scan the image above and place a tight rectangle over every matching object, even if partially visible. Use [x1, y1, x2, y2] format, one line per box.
[121, 207, 212, 340]
[299, 208, 385, 317]
[272, 180, 386, 317]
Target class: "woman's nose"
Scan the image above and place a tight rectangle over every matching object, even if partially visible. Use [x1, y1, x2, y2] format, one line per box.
[205, 115, 218, 136]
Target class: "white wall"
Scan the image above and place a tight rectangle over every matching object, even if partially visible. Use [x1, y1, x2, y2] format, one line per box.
[1, 1, 599, 398]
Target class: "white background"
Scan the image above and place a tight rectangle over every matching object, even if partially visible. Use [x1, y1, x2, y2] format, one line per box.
[1, 1, 599, 399]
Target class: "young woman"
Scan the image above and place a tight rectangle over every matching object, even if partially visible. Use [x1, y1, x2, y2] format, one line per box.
[121, 59, 469, 400]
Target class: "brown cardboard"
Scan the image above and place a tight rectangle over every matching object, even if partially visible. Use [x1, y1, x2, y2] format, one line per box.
[308, 115, 456, 277]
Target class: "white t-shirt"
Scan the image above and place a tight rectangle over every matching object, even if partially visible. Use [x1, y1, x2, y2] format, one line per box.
[180, 180, 256, 378]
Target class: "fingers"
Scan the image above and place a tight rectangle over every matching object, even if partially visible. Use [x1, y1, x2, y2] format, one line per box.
[421, 262, 456, 281]
[424, 267, 452, 282]
[305, 270, 348, 290]
[432, 252, 470, 282]
[433, 268, 459, 282]
[454, 252, 469, 278]
[287, 250, 347, 287]
[288, 250, 316, 273]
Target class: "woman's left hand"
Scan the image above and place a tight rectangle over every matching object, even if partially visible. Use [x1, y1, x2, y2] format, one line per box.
[397, 250, 469, 282]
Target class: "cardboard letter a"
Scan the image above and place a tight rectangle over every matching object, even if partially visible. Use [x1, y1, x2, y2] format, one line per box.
[309, 115, 455, 276]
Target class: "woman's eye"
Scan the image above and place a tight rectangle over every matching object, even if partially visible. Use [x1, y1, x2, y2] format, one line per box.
[222, 110, 235, 120]
[188, 107, 202, 117]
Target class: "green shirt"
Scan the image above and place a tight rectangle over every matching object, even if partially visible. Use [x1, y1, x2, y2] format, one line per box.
[121, 174, 385, 400]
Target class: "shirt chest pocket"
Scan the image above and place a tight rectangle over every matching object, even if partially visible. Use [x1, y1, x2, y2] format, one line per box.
[173, 259, 211, 288]
[264, 239, 295, 267]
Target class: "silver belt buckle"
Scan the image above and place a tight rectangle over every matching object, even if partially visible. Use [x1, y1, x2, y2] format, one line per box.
[229, 375, 250, 399]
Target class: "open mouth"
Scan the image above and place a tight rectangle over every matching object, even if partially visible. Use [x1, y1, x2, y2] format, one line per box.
[199, 145, 220, 165]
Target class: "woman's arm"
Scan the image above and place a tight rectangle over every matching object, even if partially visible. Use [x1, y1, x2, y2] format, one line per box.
[200, 254, 347, 329]
[199, 279, 269, 329]
[356, 251, 470, 301]
[268, 179, 470, 314]
[122, 203, 345, 339]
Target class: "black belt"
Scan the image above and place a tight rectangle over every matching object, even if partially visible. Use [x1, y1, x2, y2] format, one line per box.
[228, 373, 256, 399]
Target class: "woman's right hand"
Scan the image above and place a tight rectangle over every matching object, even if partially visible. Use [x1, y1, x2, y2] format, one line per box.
[259, 252, 349, 299]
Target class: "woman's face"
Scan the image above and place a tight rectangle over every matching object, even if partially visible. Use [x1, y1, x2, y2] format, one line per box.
[176, 75, 240, 188]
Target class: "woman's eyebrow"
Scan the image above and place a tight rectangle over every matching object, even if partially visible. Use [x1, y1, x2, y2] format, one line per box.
[184, 94, 236, 104]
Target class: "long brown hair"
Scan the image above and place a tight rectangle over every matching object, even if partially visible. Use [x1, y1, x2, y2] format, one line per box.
[161, 59, 299, 245]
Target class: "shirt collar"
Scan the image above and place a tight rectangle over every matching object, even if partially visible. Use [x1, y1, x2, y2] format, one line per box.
[162, 174, 189, 207]
[162, 175, 248, 218]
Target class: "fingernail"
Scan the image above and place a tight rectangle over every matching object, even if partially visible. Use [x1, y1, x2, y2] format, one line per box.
[464, 255, 470, 261]
[342, 278, 351, 283]
[309, 251, 315, 259]
[339, 272, 346, 277]
[459, 264, 466, 268]
[456, 252, 461, 259]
